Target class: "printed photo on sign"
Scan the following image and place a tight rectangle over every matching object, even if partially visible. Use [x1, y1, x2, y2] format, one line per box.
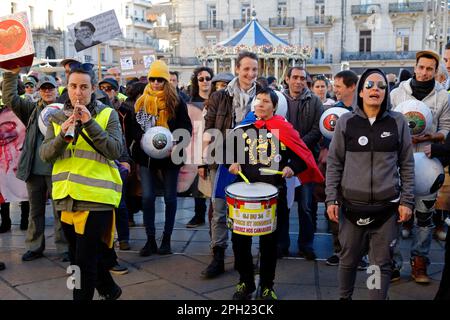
[120, 56, 134, 70]
[68, 10, 122, 52]
[143, 55, 155, 69]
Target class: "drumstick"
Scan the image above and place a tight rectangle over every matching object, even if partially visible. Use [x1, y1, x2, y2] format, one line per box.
[259, 168, 284, 175]
[237, 171, 250, 184]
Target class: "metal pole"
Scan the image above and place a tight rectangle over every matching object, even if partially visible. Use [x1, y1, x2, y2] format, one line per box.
[97, 45, 102, 81]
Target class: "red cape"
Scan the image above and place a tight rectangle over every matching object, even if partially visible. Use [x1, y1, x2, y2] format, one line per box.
[254, 115, 324, 184]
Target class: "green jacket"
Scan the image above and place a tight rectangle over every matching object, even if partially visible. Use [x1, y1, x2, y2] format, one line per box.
[2, 72, 52, 181]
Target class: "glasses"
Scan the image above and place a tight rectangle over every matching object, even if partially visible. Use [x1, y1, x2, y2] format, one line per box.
[313, 75, 327, 81]
[100, 86, 113, 92]
[69, 62, 94, 72]
[148, 77, 165, 83]
[364, 80, 387, 90]
[25, 84, 34, 88]
[198, 76, 211, 82]
[40, 86, 55, 92]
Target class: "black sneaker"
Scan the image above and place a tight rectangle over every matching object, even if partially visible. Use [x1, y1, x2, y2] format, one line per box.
[391, 268, 401, 282]
[298, 250, 316, 261]
[232, 282, 256, 300]
[110, 264, 129, 275]
[260, 287, 278, 300]
[186, 216, 205, 228]
[357, 256, 368, 271]
[22, 251, 43, 262]
[326, 254, 339, 266]
[99, 285, 122, 300]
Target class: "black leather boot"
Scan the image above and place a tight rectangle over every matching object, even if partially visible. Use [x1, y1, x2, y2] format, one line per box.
[139, 235, 158, 257]
[20, 201, 29, 231]
[0, 203, 11, 233]
[202, 246, 225, 278]
[158, 233, 172, 255]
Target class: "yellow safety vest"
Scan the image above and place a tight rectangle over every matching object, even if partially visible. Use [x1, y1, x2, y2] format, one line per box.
[51, 107, 122, 207]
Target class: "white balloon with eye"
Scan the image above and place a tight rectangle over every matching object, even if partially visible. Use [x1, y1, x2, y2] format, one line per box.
[393, 100, 432, 136]
[38, 103, 64, 136]
[413, 152, 445, 196]
[319, 107, 350, 140]
[141, 126, 173, 159]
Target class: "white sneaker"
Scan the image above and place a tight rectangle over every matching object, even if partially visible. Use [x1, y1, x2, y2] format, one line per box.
[434, 226, 447, 242]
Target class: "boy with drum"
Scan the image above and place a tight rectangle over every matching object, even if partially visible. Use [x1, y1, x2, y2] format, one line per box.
[226, 88, 323, 300]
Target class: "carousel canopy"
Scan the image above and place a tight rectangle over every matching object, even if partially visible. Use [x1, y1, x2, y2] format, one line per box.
[218, 18, 289, 47]
[196, 17, 311, 61]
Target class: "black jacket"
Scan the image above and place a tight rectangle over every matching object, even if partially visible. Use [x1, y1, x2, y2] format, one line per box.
[129, 96, 192, 169]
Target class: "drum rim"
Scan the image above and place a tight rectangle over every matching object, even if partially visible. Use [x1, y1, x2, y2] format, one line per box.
[225, 182, 278, 200]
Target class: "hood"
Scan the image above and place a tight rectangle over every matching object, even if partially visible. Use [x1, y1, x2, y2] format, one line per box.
[353, 68, 391, 118]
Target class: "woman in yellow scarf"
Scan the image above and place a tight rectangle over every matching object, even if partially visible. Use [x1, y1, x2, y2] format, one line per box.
[129, 60, 192, 257]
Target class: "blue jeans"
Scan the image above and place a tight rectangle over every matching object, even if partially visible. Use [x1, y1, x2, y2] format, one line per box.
[140, 165, 179, 237]
[116, 164, 130, 242]
[296, 183, 315, 252]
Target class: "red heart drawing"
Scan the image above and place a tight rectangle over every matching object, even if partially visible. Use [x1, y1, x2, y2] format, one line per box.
[0, 19, 27, 55]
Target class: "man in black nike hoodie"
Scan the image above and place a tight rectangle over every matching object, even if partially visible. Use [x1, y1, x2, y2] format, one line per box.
[325, 68, 415, 300]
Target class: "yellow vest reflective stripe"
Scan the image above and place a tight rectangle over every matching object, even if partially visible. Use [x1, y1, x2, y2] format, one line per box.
[52, 107, 122, 207]
[117, 92, 127, 102]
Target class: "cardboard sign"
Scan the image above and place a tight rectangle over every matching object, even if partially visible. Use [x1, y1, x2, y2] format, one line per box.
[0, 12, 35, 71]
[119, 49, 155, 77]
[68, 10, 122, 52]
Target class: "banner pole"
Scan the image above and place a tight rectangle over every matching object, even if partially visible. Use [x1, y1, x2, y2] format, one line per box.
[97, 45, 102, 81]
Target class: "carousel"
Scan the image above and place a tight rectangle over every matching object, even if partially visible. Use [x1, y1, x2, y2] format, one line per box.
[195, 14, 312, 80]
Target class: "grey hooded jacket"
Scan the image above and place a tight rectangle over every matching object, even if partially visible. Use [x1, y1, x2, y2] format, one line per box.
[325, 68, 415, 210]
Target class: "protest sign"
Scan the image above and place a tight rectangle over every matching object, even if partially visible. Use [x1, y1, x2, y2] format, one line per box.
[119, 49, 155, 77]
[0, 12, 34, 71]
[68, 10, 122, 52]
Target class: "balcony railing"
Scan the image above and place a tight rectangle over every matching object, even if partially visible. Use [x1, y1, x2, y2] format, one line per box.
[269, 17, 294, 28]
[32, 26, 63, 34]
[199, 20, 223, 31]
[233, 19, 249, 29]
[341, 51, 418, 61]
[131, 17, 154, 28]
[306, 15, 334, 26]
[307, 54, 333, 64]
[169, 23, 181, 33]
[168, 57, 200, 66]
[389, 2, 424, 13]
[351, 4, 381, 15]
[133, 0, 152, 8]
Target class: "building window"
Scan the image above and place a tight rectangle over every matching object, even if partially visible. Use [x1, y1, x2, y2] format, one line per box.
[315, 0, 325, 24]
[359, 30, 372, 52]
[206, 35, 217, 46]
[11, 2, 16, 14]
[84, 55, 92, 62]
[29, 6, 34, 25]
[396, 28, 409, 52]
[100, 48, 106, 62]
[207, 4, 217, 28]
[241, 3, 251, 23]
[48, 10, 54, 29]
[45, 46, 56, 65]
[313, 32, 325, 60]
[277, 0, 287, 25]
[125, 6, 129, 18]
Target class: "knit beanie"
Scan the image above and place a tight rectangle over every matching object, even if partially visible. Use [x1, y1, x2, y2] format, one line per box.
[147, 60, 170, 82]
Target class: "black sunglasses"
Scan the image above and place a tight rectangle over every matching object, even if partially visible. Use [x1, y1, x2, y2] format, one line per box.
[313, 75, 327, 81]
[100, 86, 114, 92]
[25, 84, 34, 88]
[364, 80, 387, 90]
[148, 77, 165, 83]
[198, 76, 211, 82]
[69, 62, 94, 72]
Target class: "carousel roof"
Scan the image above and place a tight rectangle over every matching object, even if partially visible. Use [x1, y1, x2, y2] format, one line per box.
[218, 18, 289, 47]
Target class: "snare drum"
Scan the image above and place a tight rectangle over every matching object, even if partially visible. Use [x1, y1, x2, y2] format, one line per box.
[225, 182, 279, 236]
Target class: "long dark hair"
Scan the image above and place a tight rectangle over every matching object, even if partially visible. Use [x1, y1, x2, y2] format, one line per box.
[190, 66, 214, 98]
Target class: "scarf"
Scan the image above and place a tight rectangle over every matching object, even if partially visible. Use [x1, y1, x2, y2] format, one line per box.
[410, 77, 435, 101]
[134, 85, 169, 128]
[226, 77, 256, 126]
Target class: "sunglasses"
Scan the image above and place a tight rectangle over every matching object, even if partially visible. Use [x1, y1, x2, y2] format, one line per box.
[364, 80, 387, 90]
[100, 86, 113, 92]
[148, 77, 165, 83]
[40, 86, 55, 92]
[198, 76, 211, 82]
[69, 62, 94, 72]
[313, 75, 327, 81]
[25, 84, 34, 88]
